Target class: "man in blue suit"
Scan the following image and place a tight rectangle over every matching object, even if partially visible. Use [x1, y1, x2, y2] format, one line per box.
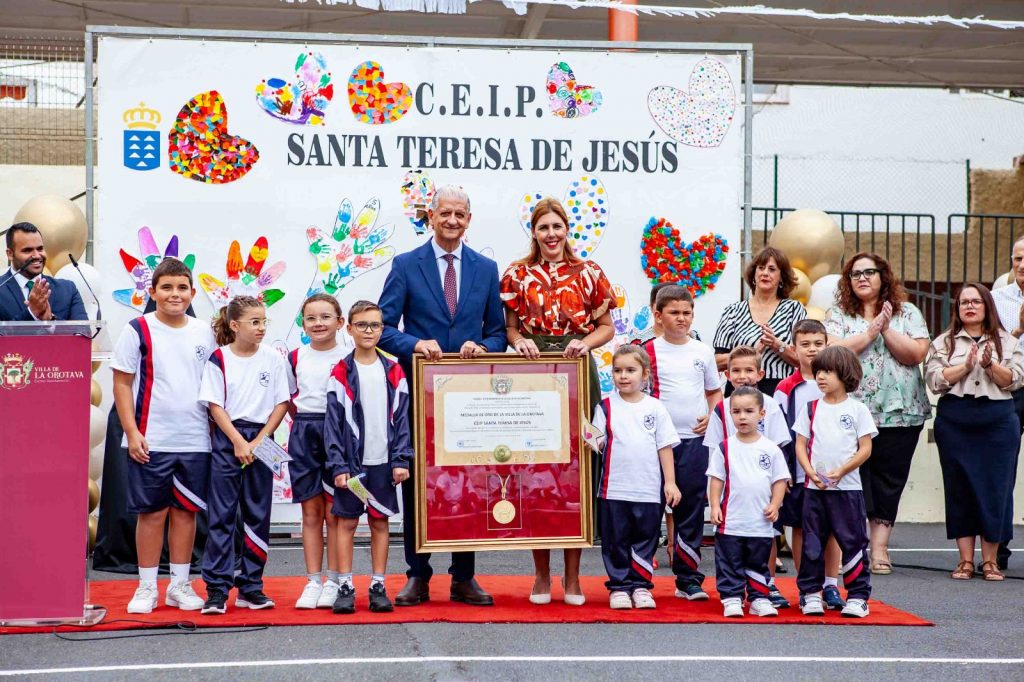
[379, 185, 507, 607]
[1, 222, 87, 322]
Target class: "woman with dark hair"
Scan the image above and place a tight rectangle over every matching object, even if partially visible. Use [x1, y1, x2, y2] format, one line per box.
[712, 246, 805, 395]
[501, 196, 616, 607]
[825, 252, 930, 575]
[925, 283, 1023, 581]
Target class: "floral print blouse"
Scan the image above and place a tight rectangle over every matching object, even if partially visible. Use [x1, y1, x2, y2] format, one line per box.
[500, 260, 616, 336]
[824, 302, 932, 427]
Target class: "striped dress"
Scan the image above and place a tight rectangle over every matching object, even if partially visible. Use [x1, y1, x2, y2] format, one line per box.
[712, 297, 806, 381]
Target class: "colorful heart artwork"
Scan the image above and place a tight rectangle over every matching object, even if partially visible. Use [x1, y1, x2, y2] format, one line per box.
[647, 58, 736, 148]
[519, 175, 608, 259]
[546, 62, 602, 119]
[400, 170, 435, 235]
[347, 61, 412, 125]
[168, 90, 259, 184]
[256, 52, 334, 125]
[640, 217, 729, 298]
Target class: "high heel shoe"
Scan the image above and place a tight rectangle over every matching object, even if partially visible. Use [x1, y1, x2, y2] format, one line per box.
[529, 577, 551, 604]
[562, 578, 585, 606]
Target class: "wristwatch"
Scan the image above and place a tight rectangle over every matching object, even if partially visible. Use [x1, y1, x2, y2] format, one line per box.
[776, 341, 790, 354]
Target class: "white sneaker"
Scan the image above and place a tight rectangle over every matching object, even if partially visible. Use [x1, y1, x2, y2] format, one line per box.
[165, 581, 204, 611]
[296, 579, 323, 609]
[127, 583, 158, 614]
[631, 588, 656, 609]
[801, 593, 825, 616]
[749, 598, 778, 617]
[317, 580, 339, 609]
[841, 598, 870, 618]
[609, 591, 633, 609]
[722, 597, 744, 618]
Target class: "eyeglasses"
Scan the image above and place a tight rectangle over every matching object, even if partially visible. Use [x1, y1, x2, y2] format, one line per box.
[959, 299, 985, 308]
[240, 318, 270, 329]
[848, 268, 880, 280]
[352, 321, 384, 332]
[303, 314, 338, 324]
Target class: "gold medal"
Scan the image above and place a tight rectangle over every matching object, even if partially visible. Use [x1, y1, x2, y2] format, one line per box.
[491, 473, 516, 524]
[493, 444, 512, 463]
[492, 499, 516, 524]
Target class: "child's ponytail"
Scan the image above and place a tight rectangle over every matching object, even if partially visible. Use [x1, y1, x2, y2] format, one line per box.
[212, 295, 263, 346]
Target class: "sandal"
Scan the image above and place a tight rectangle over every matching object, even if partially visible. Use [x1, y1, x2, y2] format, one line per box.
[951, 560, 974, 580]
[981, 561, 1005, 582]
[871, 560, 892, 575]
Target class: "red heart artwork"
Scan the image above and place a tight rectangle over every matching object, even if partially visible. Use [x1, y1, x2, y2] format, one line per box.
[167, 90, 259, 184]
[347, 61, 412, 125]
[640, 217, 729, 297]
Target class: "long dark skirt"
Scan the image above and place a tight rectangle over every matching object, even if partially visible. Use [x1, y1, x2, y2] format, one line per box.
[934, 395, 1018, 543]
[861, 424, 925, 525]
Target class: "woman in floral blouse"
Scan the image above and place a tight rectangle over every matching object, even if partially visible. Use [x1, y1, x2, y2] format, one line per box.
[825, 252, 931, 575]
[501, 197, 616, 607]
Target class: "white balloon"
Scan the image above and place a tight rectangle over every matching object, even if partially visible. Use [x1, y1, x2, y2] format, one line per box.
[993, 272, 1012, 290]
[55, 261, 103, 320]
[809, 274, 842, 311]
[89, 443, 105, 481]
[89, 404, 106, 448]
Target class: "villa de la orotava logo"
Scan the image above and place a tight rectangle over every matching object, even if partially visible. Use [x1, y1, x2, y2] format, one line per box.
[1, 353, 33, 390]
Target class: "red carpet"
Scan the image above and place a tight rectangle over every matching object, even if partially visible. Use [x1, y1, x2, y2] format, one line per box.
[0, 575, 930, 634]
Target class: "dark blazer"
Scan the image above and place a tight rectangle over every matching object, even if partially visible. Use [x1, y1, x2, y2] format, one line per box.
[0, 274, 87, 322]
[378, 240, 507, 375]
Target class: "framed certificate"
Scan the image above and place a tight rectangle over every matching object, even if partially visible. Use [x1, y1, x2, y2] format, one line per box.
[414, 353, 593, 552]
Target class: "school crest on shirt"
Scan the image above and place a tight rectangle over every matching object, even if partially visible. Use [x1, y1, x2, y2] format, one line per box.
[757, 419, 766, 433]
[693, 358, 705, 373]
[259, 371, 270, 387]
[758, 453, 772, 471]
[643, 414, 656, 430]
[491, 376, 513, 395]
[195, 345, 207, 362]
[840, 414, 854, 430]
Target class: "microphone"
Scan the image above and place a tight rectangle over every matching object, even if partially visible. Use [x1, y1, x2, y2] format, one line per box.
[0, 259, 38, 290]
[68, 253, 103, 321]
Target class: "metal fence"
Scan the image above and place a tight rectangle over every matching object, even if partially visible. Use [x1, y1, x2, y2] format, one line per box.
[755, 208, 1024, 336]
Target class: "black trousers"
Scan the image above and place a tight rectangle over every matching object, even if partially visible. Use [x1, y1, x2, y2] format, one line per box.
[600, 499, 661, 593]
[861, 424, 924, 525]
[714, 534, 773, 602]
[798, 489, 871, 600]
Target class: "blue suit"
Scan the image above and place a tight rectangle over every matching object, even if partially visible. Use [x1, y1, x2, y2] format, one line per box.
[378, 239, 507, 582]
[0, 274, 87, 322]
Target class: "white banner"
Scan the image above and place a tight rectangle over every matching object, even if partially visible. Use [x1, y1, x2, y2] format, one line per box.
[96, 37, 744, 397]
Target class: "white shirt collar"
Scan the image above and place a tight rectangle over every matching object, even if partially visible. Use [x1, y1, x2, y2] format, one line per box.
[431, 238, 463, 262]
[10, 268, 38, 293]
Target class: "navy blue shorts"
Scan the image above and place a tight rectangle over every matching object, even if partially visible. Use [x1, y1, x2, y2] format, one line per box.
[332, 463, 399, 520]
[288, 413, 329, 504]
[777, 483, 804, 529]
[125, 449, 209, 515]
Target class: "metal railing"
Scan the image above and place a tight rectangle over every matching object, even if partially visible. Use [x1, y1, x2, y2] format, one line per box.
[754, 208, 1024, 337]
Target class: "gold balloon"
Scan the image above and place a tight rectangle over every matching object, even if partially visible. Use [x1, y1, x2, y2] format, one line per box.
[804, 305, 827, 321]
[88, 478, 100, 512]
[91, 379, 102, 406]
[791, 268, 812, 305]
[88, 515, 98, 551]
[92, 340, 103, 373]
[768, 209, 844, 283]
[13, 195, 88, 269]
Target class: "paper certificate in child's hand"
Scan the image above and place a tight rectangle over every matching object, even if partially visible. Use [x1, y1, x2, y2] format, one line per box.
[582, 418, 606, 452]
[252, 437, 293, 476]
[347, 473, 397, 517]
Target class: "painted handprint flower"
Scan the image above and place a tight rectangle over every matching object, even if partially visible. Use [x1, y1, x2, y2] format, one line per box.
[198, 237, 286, 309]
[287, 196, 396, 345]
[112, 226, 195, 311]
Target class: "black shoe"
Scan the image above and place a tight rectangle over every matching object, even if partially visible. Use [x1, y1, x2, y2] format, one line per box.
[236, 590, 275, 610]
[333, 583, 356, 614]
[369, 582, 394, 613]
[201, 589, 227, 615]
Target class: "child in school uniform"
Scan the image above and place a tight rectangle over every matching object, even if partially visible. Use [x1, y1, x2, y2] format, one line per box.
[112, 258, 215, 614]
[198, 296, 291, 615]
[794, 345, 878, 618]
[708, 386, 791, 617]
[324, 301, 412, 614]
[703, 345, 792, 608]
[592, 345, 681, 609]
[641, 285, 723, 601]
[773, 319, 845, 610]
[287, 294, 348, 610]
